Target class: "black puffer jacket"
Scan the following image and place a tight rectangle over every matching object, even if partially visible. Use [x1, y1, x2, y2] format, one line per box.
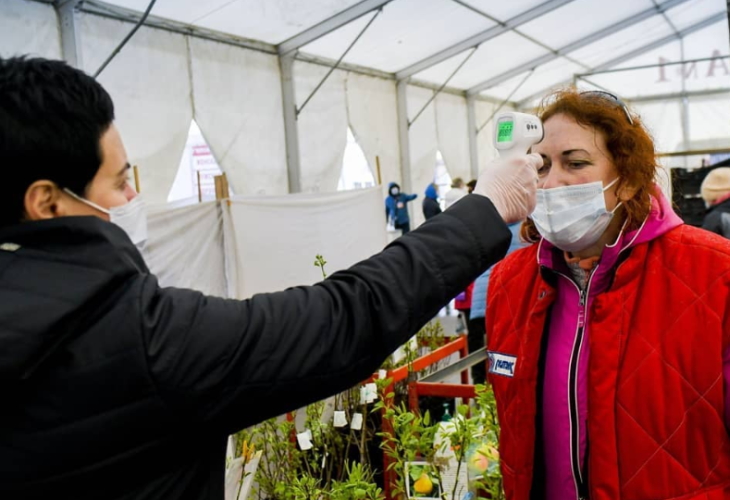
[0, 195, 510, 500]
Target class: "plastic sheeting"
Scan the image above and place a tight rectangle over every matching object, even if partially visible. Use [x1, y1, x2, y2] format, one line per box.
[144, 200, 229, 298]
[407, 86, 439, 229]
[80, 14, 193, 204]
[0, 0, 60, 59]
[189, 37, 288, 196]
[345, 72, 402, 187]
[435, 93, 471, 182]
[295, 61, 349, 193]
[226, 187, 387, 299]
[475, 100, 500, 172]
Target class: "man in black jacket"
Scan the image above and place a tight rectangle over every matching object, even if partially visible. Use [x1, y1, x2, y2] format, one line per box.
[0, 57, 541, 499]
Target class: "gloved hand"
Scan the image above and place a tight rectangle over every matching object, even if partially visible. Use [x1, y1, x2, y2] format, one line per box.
[473, 154, 542, 223]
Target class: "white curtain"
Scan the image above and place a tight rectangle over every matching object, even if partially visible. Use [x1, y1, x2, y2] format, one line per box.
[227, 187, 386, 299]
[295, 61, 349, 193]
[144, 200, 229, 298]
[0, 0, 61, 59]
[189, 37, 288, 196]
[345, 72, 402, 188]
[475, 100, 500, 172]
[80, 14, 193, 204]
[435, 93, 470, 183]
[406, 85, 439, 229]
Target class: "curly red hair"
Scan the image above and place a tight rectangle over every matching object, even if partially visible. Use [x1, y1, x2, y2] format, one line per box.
[521, 88, 660, 243]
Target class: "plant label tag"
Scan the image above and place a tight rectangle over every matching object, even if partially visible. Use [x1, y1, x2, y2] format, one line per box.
[351, 412, 363, 430]
[296, 431, 313, 450]
[365, 383, 378, 403]
[333, 411, 347, 428]
[360, 387, 368, 404]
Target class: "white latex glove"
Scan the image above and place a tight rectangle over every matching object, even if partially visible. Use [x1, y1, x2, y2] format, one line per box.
[473, 154, 542, 224]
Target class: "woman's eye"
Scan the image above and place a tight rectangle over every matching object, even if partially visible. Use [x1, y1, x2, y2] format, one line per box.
[537, 164, 551, 176]
[569, 161, 588, 168]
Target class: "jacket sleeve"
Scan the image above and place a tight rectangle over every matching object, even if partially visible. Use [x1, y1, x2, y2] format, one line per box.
[139, 195, 511, 433]
[406, 193, 418, 202]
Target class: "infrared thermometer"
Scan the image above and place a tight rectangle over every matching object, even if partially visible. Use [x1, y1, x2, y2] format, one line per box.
[494, 112, 544, 158]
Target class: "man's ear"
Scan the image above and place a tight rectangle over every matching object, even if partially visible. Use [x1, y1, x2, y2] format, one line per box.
[24, 180, 64, 221]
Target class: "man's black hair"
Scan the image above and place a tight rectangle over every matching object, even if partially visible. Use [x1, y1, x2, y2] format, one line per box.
[0, 56, 115, 227]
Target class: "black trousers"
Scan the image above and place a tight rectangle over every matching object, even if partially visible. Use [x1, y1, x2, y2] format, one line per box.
[467, 316, 487, 384]
[395, 221, 410, 234]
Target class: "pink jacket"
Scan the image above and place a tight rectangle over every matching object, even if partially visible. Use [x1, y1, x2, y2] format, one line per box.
[537, 191, 730, 500]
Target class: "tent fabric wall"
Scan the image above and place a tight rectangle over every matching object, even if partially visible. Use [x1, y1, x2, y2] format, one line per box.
[189, 38, 289, 196]
[633, 100, 685, 152]
[80, 14, 193, 204]
[0, 0, 61, 59]
[435, 93, 470, 183]
[227, 187, 387, 299]
[144, 200, 229, 298]
[295, 61, 349, 193]
[475, 101, 499, 172]
[406, 85, 438, 229]
[345, 72, 402, 187]
[687, 94, 730, 148]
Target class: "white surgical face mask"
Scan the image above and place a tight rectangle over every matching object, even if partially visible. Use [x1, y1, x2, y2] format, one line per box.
[64, 188, 148, 251]
[531, 178, 621, 252]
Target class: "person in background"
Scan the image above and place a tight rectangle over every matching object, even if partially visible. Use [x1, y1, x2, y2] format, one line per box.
[444, 177, 468, 208]
[467, 220, 526, 384]
[453, 281, 473, 335]
[467, 179, 477, 194]
[700, 167, 730, 238]
[0, 56, 542, 499]
[385, 181, 417, 233]
[422, 183, 442, 221]
[486, 89, 730, 500]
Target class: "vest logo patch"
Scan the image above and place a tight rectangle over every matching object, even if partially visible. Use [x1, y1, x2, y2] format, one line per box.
[488, 351, 517, 378]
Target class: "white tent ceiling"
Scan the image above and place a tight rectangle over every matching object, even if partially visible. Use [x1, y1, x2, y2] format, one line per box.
[77, 0, 730, 103]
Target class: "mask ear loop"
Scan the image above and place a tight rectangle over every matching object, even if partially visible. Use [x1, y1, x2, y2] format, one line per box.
[63, 188, 110, 215]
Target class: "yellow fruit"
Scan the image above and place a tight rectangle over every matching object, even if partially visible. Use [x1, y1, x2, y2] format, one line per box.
[413, 472, 433, 495]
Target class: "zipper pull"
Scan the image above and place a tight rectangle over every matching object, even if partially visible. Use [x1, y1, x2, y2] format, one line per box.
[577, 289, 587, 327]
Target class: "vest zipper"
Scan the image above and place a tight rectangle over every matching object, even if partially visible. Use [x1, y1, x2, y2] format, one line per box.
[555, 266, 598, 500]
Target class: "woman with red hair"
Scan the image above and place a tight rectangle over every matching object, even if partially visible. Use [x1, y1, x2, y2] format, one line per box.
[486, 89, 730, 500]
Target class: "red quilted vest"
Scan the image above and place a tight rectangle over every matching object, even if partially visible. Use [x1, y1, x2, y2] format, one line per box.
[486, 225, 730, 500]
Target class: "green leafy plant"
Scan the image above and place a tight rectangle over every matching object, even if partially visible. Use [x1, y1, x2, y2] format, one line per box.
[228, 254, 504, 500]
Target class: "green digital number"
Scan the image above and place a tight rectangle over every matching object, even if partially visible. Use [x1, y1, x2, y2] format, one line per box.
[497, 121, 514, 143]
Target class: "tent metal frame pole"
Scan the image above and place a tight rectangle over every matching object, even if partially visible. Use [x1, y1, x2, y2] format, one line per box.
[396, 80, 412, 195]
[395, 0, 575, 80]
[278, 0, 393, 56]
[279, 53, 302, 193]
[296, 9, 382, 116]
[514, 12, 726, 109]
[467, 95, 480, 180]
[574, 54, 730, 78]
[627, 88, 730, 102]
[407, 46, 478, 127]
[55, 0, 84, 68]
[466, 0, 691, 96]
[63, 0, 511, 106]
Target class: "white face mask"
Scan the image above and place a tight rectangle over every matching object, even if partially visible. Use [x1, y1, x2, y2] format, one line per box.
[531, 178, 621, 253]
[64, 188, 148, 251]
